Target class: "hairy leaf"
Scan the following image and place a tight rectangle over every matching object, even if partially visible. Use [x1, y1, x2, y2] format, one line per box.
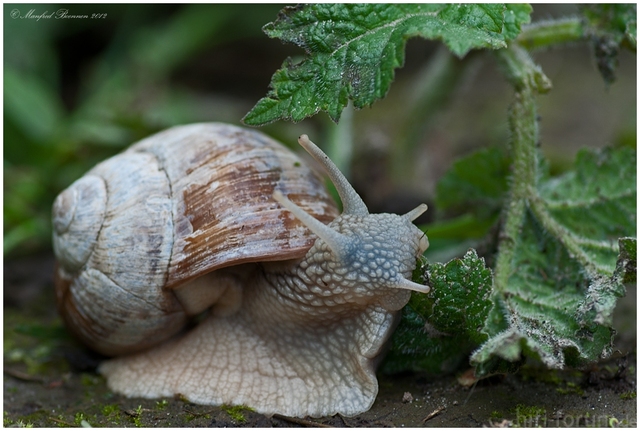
[474, 147, 635, 372]
[244, 4, 532, 125]
[389, 147, 636, 375]
[383, 250, 493, 372]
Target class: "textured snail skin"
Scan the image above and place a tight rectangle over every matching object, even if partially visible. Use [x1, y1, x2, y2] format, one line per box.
[100, 211, 428, 417]
[54, 124, 430, 418]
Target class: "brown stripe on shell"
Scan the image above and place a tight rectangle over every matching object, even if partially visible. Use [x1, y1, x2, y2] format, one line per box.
[126, 123, 339, 288]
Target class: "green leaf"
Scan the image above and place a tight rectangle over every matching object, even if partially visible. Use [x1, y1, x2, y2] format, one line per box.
[381, 317, 472, 375]
[391, 147, 635, 375]
[435, 146, 511, 219]
[472, 147, 636, 372]
[422, 146, 510, 263]
[536, 148, 636, 273]
[244, 3, 532, 125]
[383, 250, 493, 372]
[420, 250, 494, 344]
[504, 4, 536, 41]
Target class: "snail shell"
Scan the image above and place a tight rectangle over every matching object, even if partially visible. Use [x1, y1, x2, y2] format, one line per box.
[53, 123, 430, 418]
[53, 123, 338, 356]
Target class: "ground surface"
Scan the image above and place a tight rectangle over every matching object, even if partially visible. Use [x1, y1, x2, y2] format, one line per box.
[3, 254, 637, 427]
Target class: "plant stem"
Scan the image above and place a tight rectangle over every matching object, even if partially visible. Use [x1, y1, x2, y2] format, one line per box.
[517, 17, 585, 50]
[493, 86, 539, 293]
[494, 44, 552, 93]
[492, 46, 544, 292]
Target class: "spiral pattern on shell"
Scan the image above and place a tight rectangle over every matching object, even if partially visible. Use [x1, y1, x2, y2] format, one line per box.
[54, 150, 188, 355]
[52, 123, 339, 356]
[53, 175, 107, 271]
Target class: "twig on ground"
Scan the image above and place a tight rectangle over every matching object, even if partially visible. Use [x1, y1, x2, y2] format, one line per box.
[423, 406, 445, 422]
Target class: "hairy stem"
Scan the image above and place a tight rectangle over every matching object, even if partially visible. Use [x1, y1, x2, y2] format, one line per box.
[492, 46, 545, 293]
[493, 87, 538, 293]
[494, 44, 552, 93]
[517, 17, 585, 50]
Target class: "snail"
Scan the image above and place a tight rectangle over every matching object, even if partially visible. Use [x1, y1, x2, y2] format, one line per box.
[52, 123, 430, 418]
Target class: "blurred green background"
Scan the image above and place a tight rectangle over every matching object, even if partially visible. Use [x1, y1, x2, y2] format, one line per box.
[4, 3, 636, 258]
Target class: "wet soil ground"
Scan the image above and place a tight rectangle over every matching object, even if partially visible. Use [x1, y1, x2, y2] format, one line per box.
[3, 254, 637, 427]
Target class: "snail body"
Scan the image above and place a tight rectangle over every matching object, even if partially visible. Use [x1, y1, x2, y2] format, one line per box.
[53, 123, 429, 418]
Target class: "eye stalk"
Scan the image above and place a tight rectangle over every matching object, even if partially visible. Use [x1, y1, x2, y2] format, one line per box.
[404, 203, 428, 221]
[393, 276, 431, 294]
[297, 134, 369, 217]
